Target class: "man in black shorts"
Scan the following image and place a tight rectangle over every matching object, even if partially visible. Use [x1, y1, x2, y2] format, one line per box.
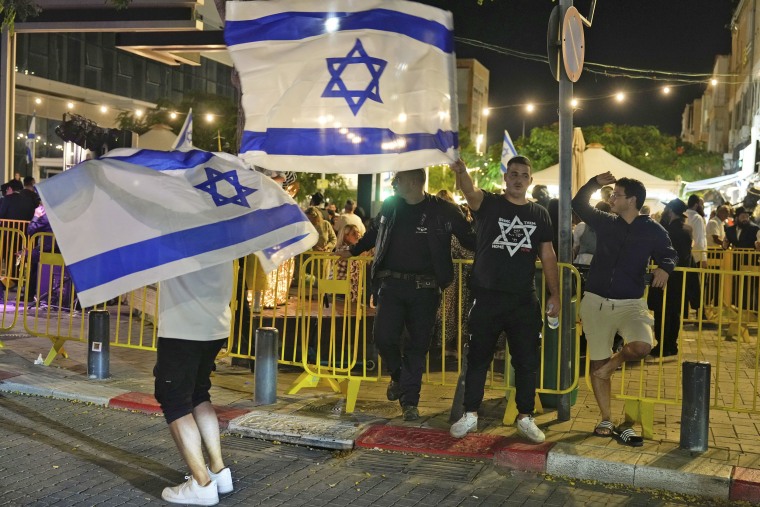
[449, 156, 560, 443]
[156, 264, 234, 506]
[341, 169, 474, 421]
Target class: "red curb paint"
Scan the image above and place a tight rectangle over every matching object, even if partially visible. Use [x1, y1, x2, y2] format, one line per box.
[214, 406, 248, 429]
[109, 392, 162, 415]
[730, 466, 760, 503]
[492, 438, 554, 473]
[355, 424, 508, 458]
[0, 370, 21, 381]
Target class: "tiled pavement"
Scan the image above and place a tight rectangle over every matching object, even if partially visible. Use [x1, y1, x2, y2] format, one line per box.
[1, 318, 760, 504]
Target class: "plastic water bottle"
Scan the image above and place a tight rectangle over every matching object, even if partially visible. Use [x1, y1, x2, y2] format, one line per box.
[546, 304, 559, 329]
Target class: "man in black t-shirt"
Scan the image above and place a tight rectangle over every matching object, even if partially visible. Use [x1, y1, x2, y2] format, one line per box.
[341, 169, 474, 421]
[449, 157, 560, 443]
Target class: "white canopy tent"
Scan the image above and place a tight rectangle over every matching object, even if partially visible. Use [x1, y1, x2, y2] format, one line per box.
[532, 143, 682, 203]
[135, 124, 179, 151]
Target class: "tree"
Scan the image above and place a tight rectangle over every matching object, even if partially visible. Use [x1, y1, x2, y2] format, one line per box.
[516, 123, 723, 182]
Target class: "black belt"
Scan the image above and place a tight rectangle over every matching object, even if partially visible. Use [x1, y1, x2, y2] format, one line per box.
[376, 270, 436, 283]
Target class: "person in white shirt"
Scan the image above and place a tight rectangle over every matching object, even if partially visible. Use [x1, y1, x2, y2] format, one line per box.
[707, 205, 729, 246]
[334, 198, 366, 236]
[685, 195, 707, 267]
[156, 264, 234, 506]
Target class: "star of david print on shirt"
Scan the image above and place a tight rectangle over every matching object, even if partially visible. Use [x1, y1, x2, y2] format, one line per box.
[492, 216, 537, 256]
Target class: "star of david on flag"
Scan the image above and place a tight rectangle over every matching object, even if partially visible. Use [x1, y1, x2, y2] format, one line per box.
[225, 0, 459, 174]
[322, 39, 387, 116]
[194, 167, 256, 208]
[36, 148, 317, 307]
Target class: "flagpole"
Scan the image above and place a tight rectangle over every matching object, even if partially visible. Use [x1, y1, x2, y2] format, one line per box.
[218, 130, 222, 151]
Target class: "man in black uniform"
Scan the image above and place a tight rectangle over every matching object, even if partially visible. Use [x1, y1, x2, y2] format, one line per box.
[448, 157, 560, 443]
[341, 169, 474, 420]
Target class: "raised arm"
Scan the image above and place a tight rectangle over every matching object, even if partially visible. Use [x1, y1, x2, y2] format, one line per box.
[449, 159, 484, 211]
[572, 172, 615, 228]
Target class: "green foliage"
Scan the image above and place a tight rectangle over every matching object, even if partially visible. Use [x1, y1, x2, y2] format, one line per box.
[516, 123, 723, 182]
[427, 127, 504, 196]
[1, 0, 41, 34]
[294, 172, 352, 209]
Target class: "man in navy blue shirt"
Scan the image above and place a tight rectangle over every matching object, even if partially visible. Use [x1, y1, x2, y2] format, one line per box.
[572, 172, 677, 445]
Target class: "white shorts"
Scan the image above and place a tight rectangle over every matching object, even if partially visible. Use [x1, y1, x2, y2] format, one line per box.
[580, 292, 654, 361]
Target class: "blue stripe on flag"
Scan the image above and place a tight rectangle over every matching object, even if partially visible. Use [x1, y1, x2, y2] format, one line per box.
[67, 203, 306, 292]
[225, 9, 453, 53]
[106, 149, 215, 171]
[241, 128, 457, 156]
[262, 233, 310, 257]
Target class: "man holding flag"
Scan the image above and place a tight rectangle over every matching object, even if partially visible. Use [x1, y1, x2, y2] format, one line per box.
[36, 149, 317, 505]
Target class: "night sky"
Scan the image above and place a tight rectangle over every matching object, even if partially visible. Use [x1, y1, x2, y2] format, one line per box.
[420, 0, 736, 147]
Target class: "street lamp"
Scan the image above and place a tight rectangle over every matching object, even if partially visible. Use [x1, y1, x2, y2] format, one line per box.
[522, 103, 535, 138]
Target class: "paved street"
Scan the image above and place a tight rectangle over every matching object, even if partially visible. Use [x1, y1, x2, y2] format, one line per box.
[0, 393, 738, 507]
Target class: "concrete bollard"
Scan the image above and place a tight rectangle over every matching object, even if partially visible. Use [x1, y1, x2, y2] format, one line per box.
[87, 310, 110, 379]
[680, 361, 711, 452]
[254, 327, 278, 405]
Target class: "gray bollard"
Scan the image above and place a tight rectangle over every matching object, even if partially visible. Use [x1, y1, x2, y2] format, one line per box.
[680, 361, 711, 452]
[87, 310, 110, 379]
[254, 327, 278, 405]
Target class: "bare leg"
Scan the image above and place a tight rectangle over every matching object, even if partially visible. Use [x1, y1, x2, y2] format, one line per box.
[592, 341, 651, 380]
[589, 359, 613, 422]
[168, 413, 211, 486]
[193, 401, 226, 474]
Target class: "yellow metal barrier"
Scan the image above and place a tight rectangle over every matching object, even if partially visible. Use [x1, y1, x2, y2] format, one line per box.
[0, 224, 29, 337]
[21, 232, 159, 363]
[288, 253, 376, 413]
[586, 260, 760, 439]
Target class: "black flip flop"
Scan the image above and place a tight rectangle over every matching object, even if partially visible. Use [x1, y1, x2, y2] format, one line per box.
[614, 426, 644, 447]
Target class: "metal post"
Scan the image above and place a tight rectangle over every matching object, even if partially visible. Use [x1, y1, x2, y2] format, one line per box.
[556, 0, 574, 421]
[0, 29, 17, 181]
[254, 327, 278, 405]
[87, 310, 110, 379]
[680, 361, 711, 452]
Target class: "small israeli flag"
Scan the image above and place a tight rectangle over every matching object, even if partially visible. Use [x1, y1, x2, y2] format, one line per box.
[26, 114, 36, 165]
[500, 130, 518, 173]
[171, 109, 193, 151]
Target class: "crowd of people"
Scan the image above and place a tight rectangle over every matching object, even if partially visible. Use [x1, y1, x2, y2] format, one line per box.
[300, 163, 760, 446]
[6, 163, 759, 505]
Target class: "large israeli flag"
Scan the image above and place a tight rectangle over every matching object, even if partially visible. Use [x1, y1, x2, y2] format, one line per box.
[36, 149, 318, 307]
[225, 0, 459, 174]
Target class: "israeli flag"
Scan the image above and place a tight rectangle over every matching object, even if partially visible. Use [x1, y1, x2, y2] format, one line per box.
[26, 114, 36, 165]
[172, 109, 193, 151]
[225, 0, 459, 175]
[36, 149, 318, 307]
[500, 130, 518, 173]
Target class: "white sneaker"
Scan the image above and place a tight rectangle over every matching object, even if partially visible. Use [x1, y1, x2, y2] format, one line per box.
[450, 412, 478, 438]
[162, 476, 219, 506]
[207, 466, 233, 494]
[516, 415, 545, 443]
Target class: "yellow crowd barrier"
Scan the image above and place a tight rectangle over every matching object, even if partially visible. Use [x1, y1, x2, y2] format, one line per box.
[587, 255, 760, 439]
[0, 223, 29, 337]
